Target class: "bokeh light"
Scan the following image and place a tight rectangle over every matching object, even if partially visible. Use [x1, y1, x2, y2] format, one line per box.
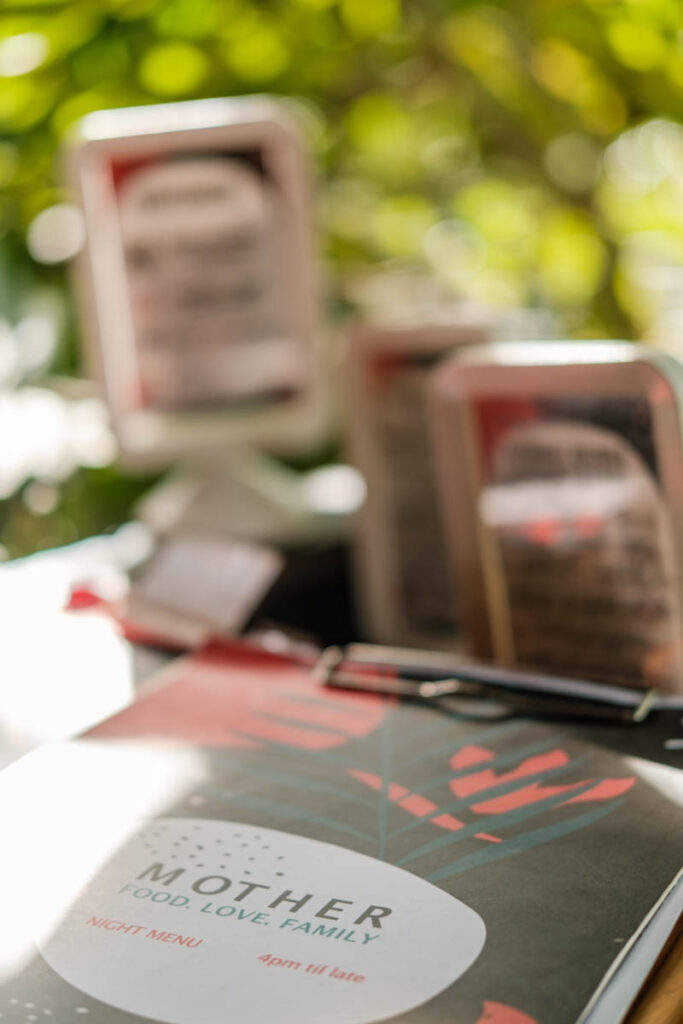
[0, 33, 49, 78]
[26, 204, 85, 265]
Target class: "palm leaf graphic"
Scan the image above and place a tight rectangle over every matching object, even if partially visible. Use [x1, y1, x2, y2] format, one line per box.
[388, 755, 589, 842]
[108, 649, 636, 878]
[427, 801, 624, 882]
[395, 779, 600, 867]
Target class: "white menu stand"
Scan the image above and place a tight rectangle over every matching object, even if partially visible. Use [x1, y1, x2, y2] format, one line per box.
[135, 447, 363, 546]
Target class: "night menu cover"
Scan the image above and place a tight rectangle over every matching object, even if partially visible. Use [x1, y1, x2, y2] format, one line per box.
[0, 642, 680, 1024]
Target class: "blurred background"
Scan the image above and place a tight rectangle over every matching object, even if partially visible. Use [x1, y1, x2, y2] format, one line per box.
[1, 0, 682, 558]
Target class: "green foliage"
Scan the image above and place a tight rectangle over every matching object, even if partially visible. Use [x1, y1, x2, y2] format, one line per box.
[0, 465, 162, 557]
[3, 0, 682, 325]
[0, 0, 682, 552]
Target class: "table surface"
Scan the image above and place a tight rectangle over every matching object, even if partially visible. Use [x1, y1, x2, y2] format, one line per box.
[627, 931, 683, 1024]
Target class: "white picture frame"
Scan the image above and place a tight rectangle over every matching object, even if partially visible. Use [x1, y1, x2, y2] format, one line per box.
[64, 97, 322, 465]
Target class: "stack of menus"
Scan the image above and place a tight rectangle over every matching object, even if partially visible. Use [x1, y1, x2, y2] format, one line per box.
[0, 641, 679, 1024]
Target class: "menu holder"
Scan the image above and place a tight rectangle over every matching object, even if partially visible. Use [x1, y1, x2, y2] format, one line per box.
[347, 317, 488, 649]
[430, 340, 683, 695]
[65, 96, 322, 465]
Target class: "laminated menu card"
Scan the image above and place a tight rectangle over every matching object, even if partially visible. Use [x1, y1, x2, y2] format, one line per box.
[429, 341, 683, 693]
[0, 641, 680, 1024]
[348, 319, 487, 649]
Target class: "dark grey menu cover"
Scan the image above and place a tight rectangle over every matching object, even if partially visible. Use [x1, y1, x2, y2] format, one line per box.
[0, 642, 680, 1024]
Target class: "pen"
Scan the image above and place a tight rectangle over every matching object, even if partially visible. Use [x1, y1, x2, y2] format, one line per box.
[313, 644, 657, 724]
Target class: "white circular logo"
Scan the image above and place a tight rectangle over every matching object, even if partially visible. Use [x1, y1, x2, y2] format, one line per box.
[37, 818, 485, 1024]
